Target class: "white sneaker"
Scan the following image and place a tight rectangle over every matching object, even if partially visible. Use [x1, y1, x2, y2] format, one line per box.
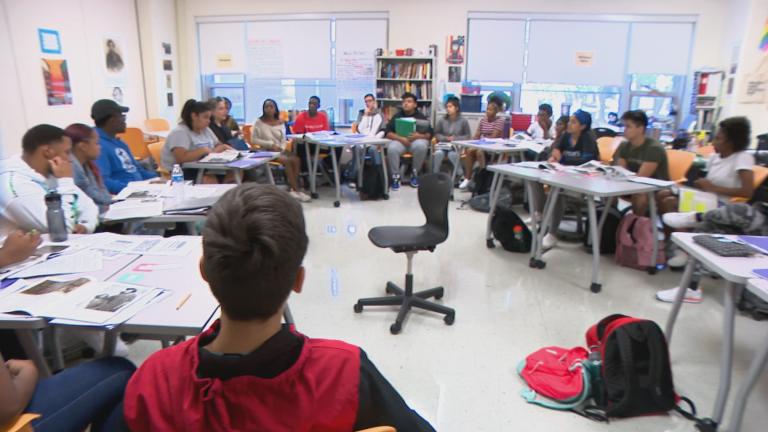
[663, 212, 700, 229]
[667, 250, 689, 269]
[459, 178, 471, 190]
[542, 233, 558, 249]
[290, 191, 311, 203]
[656, 286, 703, 304]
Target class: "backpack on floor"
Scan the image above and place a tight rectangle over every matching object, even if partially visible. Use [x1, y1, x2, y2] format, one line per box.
[517, 346, 596, 411]
[585, 314, 695, 419]
[615, 213, 665, 270]
[583, 205, 625, 255]
[737, 289, 768, 321]
[470, 168, 494, 197]
[358, 159, 386, 201]
[492, 206, 532, 253]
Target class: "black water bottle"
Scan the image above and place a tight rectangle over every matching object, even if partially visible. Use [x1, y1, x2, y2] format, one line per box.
[45, 191, 68, 242]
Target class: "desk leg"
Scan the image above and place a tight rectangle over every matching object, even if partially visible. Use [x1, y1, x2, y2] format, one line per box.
[380, 145, 389, 197]
[47, 326, 64, 371]
[597, 197, 615, 234]
[303, 141, 316, 198]
[525, 180, 540, 259]
[264, 163, 275, 185]
[357, 146, 364, 189]
[665, 258, 697, 342]
[485, 172, 503, 248]
[16, 329, 51, 378]
[284, 304, 295, 326]
[712, 281, 742, 424]
[102, 329, 118, 357]
[648, 191, 660, 275]
[450, 145, 461, 200]
[586, 196, 602, 293]
[726, 329, 768, 432]
[533, 186, 560, 267]
[311, 143, 321, 199]
[330, 147, 342, 208]
[195, 169, 204, 185]
[234, 169, 243, 185]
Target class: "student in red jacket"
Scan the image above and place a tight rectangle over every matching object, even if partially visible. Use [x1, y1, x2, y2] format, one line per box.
[123, 184, 434, 432]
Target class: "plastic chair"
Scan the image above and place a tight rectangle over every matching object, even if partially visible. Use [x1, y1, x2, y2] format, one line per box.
[242, 124, 252, 147]
[666, 149, 696, 184]
[144, 118, 170, 132]
[731, 165, 768, 203]
[597, 136, 618, 164]
[147, 141, 169, 179]
[116, 127, 149, 161]
[696, 145, 716, 157]
[354, 173, 456, 334]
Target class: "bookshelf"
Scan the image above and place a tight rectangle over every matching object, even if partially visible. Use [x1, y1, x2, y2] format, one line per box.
[375, 54, 437, 124]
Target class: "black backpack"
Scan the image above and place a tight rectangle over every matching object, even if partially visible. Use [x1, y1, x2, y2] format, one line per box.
[470, 168, 494, 197]
[358, 160, 386, 201]
[583, 205, 626, 255]
[737, 289, 768, 321]
[491, 205, 532, 253]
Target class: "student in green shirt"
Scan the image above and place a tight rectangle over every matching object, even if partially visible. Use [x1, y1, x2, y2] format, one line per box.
[614, 110, 669, 216]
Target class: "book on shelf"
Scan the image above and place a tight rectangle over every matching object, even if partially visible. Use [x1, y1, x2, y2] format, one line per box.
[375, 82, 432, 100]
[377, 61, 432, 80]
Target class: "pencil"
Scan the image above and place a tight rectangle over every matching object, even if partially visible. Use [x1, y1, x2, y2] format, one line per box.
[176, 293, 191, 310]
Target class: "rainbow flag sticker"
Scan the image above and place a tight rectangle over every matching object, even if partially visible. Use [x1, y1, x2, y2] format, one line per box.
[761, 18, 768, 52]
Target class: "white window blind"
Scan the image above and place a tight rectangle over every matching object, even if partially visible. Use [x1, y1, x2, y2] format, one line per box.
[526, 20, 629, 86]
[627, 23, 693, 75]
[245, 20, 331, 79]
[198, 22, 247, 74]
[466, 19, 526, 82]
[334, 19, 387, 81]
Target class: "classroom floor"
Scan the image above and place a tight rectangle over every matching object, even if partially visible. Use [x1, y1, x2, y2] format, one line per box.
[127, 184, 768, 432]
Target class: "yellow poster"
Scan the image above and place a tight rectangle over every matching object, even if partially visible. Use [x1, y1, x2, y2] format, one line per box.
[575, 51, 594, 67]
[216, 54, 233, 69]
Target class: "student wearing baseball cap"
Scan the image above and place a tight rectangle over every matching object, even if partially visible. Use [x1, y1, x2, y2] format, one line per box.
[91, 99, 158, 194]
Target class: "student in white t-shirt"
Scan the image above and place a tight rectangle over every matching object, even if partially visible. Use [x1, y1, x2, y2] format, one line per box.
[526, 103, 556, 140]
[656, 116, 755, 304]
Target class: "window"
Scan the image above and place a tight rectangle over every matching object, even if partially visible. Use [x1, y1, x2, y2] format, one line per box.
[520, 83, 621, 125]
[629, 74, 685, 126]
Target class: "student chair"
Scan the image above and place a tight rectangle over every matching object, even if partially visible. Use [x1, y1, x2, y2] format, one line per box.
[597, 137, 619, 164]
[147, 141, 169, 179]
[731, 165, 768, 203]
[593, 127, 618, 139]
[354, 173, 456, 334]
[242, 124, 252, 146]
[666, 149, 696, 184]
[117, 127, 150, 161]
[144, 118, 170, 132]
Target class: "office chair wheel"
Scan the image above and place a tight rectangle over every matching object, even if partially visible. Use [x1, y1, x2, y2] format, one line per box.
[449, 194, 454, 201]
[486, 239, 495, 248]
[353, 303, 363, 313]
[590, 283, 602, 293]
[444, 313, 455, 325]
[334, 201, 341, 208]
[390, 322, 402, 334]
[647, 266, 657, 275]
[311, 192, 319, 199]
[383, 194, 389, 200]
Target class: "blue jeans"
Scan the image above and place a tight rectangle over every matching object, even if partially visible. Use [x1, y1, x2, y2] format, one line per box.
[27, 357, 135, 432]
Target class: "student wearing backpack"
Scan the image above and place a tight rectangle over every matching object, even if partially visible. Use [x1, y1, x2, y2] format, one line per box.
[656, 117, 755, 303]
[613, 110, 670, 217]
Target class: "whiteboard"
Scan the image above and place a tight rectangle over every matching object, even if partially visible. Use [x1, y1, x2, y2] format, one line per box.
[335, 19, 386, 81]
[628, 23, 693, 75]
[198, 22, 247, 74]
[527, 20, 629, 86]
[245, 20, 331, 79]
[466, 19, 526, 82]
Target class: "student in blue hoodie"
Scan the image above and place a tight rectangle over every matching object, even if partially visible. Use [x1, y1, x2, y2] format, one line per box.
[91, 99, 158, 194]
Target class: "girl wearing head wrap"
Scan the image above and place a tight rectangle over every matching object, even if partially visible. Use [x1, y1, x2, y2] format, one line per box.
[549, 110, 600, 165]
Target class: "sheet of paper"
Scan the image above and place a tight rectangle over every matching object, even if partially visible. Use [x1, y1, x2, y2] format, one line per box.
[95, 237, 195, 257]
[10, 249, 104, 279]
[629, 177, 676, 188]
[199, 150, 240, 163]
[103, 199, 164, 220]
[679, 187, 718, 212]
[115, 182, 171, 201]
[739, 236, 768, 254]
[164, 185, 235, 211]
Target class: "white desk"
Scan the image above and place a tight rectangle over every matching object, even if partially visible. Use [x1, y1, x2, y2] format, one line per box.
[725, 278, 768, 432]
[289, 133, 389, 207]
[665, 233, 768, 428]
[182, 152, 279, 185]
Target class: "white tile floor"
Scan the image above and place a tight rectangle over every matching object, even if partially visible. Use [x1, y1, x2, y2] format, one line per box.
[128, 185, 768, 432]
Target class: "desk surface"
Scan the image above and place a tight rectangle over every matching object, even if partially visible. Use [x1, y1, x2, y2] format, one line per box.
[672, 232, 768, 284]
[288, 133, 389, 147]
[103, 184, 234, 224]
[182, 152, 278, 171]
[453, 139, 539, 154]
[488, 164, 544, 181]
[538, 171, 661, 197]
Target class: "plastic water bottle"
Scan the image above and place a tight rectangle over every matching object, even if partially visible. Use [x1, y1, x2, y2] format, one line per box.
[171, 164, 185, 201]
[45, 191, 68, 242]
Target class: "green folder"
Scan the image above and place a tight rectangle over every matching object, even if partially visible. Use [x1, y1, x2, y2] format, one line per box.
[395, 118, 416, 137]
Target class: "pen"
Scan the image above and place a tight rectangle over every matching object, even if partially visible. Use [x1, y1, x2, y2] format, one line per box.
[176, 293, 191, 310]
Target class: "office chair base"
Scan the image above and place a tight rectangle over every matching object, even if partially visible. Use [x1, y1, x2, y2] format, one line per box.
[355, 281, 455, 334]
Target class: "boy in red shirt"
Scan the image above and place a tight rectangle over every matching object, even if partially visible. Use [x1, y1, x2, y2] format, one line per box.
[123, 184, 434, 432]
[292, 96, 343, 175]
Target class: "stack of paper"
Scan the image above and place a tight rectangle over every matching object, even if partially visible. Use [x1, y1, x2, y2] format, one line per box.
[199, 150, 240, 163]
[115, 182, 171, 201]
[95, 237, 196, 257]
[103, 199, 164, 221]
[9, 249, 104, 279]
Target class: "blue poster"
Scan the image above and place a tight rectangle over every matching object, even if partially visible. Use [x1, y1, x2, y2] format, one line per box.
[38, 28, 61, 54]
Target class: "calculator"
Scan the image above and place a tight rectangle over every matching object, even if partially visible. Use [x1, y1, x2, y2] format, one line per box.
[693, 235, 760, 257]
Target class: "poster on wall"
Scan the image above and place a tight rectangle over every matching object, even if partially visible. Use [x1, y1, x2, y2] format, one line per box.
[445, 35, 464, 64]
[162, 42, 172, 55]
[103, 36, 127, 88]
[38, 29, 61, 54]
[738, 73, 767, 104]
[166, 92, 174, 107]
[759, 18, 767, 52]
[163, 60, 173, 71]
[575, 51, 595, 67]
[165, 74, 172, 90]
[110, 87, 124, 104]
[41, 59, 72, 105]
[448, 66, 462, 83]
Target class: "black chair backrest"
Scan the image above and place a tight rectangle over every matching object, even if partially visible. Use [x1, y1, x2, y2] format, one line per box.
[594, 127, 618, 138]
[418, 173, 451, 242]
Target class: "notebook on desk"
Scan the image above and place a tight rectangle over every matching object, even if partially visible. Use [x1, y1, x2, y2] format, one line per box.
[199, 150, 240, 163]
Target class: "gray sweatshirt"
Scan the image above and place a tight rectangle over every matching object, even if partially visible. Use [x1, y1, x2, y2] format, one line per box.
[434, 115, 471, 142]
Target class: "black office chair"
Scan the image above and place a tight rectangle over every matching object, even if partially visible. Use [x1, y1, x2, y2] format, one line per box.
[354, 173, 456, 334]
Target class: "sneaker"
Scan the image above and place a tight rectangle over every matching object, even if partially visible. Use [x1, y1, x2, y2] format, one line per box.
[392, 175, 401, 191]
[348, 182, 357, 190]
[655, 286, 703, 304]
[290, 191, 310, 202]
[410, 175, 419, 188]
[459, 178, 470, 190]
[542, 233, 558, 249]
[663, 212, 700, 229]
[667, 250, 689, 269]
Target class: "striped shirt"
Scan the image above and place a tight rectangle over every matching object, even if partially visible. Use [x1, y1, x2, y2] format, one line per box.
[478, 116, 505, 138]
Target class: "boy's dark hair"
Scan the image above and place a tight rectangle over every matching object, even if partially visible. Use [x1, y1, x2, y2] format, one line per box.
[309, 95, 321, 106]
[719, 116, 751, 152]
[621, 110, 649, 129]
[180, 99, 213, 130]
[555, 115, 569, 126]
[363, 93, 375, 101]
[444, 96, 461, 117]
[538, 103, 553, 117]
[401, 92, 417, 103]
[202, 184, 309, 321]
[487, 96, 504, 110]
[22, 124, 66, 154]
